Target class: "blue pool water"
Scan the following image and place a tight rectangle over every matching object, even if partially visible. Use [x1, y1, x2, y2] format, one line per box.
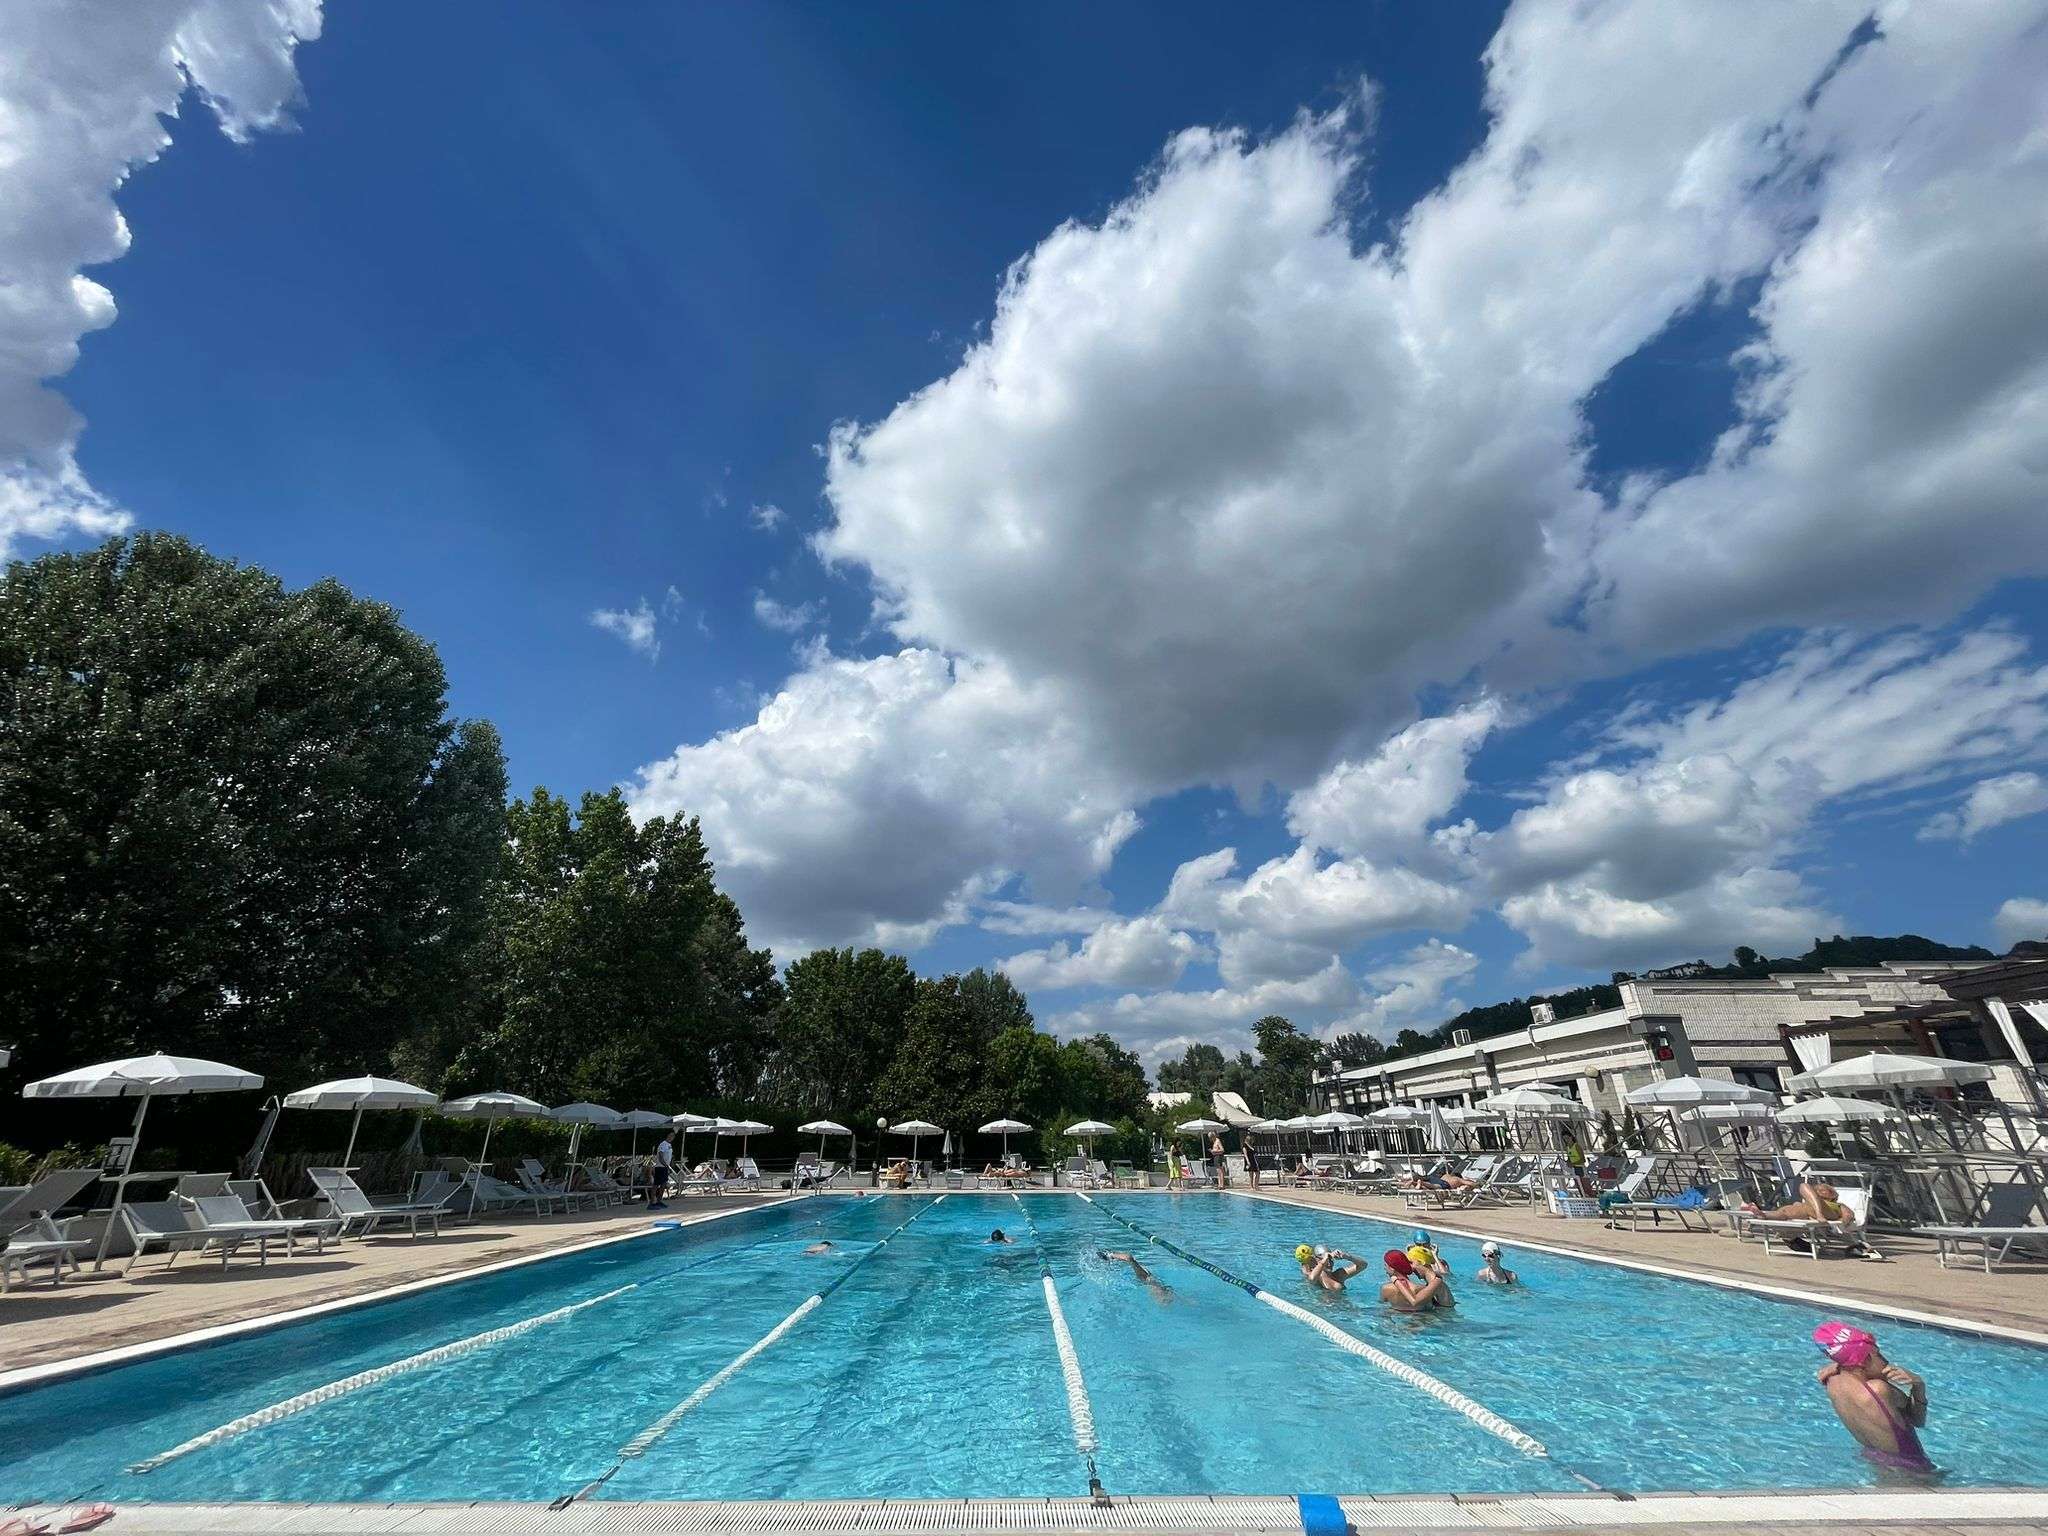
[4, 1192, 2046, 1502]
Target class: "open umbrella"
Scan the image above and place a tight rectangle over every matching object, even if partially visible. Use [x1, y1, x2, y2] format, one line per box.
[547, 1102, 624, 1176]
[729, 1119, 773, 1166]
[1777, 1095, 1903, 1125]
[1174, 1118, 1226, 1134]
[887, 1119, 943, 1167]
[285, 1076, 440, 1168]
[799, 1118, 852, 1162]
[979, 1118, 1033, 1162]
[620, 1108, 671, 1159]
[1788, 1053, 1994, 1092]
[672, 1110, 716, 1169]
[441, 1091, 548, 1217]
[1064, 1118, 1115, 1162]
[24, 1052, 263, 1267]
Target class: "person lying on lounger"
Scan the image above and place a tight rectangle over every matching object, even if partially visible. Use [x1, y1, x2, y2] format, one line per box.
[1743, 1178, 1847, 1223]
[1099, 1249, 1173, 1301]
[1399, 1169, 1479, 1192]
[878, 1158, 913, 1188]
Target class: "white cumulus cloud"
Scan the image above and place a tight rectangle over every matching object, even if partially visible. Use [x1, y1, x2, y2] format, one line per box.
[1993, 897, 2048, 952]
[1921, 772, 2048, 844]
[0, 0, 323, 560]
[590, 599, 660, 660]
[999, 915, 1208, 993]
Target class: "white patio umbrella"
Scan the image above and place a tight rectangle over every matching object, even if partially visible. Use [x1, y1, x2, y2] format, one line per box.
[284, 1075, 439, 1168]
[1426, 1102, 1453, 1153]
[1441, 1106, 1503, 1125]
[1175, 1117, 1227, 1136]
[24, 1052, 264, 1267]
[440, 1091, 548, 1217]
[1480, 1086, 1583, 1113]
[620, 1108, 671, 1158]
[799, 1118, 853, 1161]
[547, 1102, 624, 1169]
[1777, 1095, 1903, 1125]
[980, 1118, 1033, 1161]
[1065, 1118, 1116, 1161]
[673, 1109, 716, 1167]
[887, 1119, 944, 1166]
[701, 1115, 749, 1167]
[729, 1119, 774, 1162]
[1787, 1053, 1994, 1092]
[1627, 1075, 1774, 1143]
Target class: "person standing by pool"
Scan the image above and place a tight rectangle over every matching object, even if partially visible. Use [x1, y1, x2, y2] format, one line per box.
[1209, 1131, 1227, 1187]
[1380, 1249, 1454, 1311]
[648, 1133, 673, 1210]
[1242, 1133, 1262, 1189]
[1166, 1140, 1183, 1185]
[1813, 1322, 1935, 1477]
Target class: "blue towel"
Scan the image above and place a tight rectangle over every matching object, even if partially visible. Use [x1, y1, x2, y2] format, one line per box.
[1657, 1188, 1708, 1209]
[1298, 1493, 1348, 1536]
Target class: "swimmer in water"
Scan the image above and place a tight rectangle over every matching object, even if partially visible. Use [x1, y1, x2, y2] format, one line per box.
[988, 1228, 1013, 1244]
[804, 1239, 833, 1255]
[1380, 1248, 1454, 1311]
[1296, 1243, 1366, 1292]
[1098, 1249, 1173, 1301]
[1813, 1321, 1935, 1478]
[1474, 1241, 1516, 1284]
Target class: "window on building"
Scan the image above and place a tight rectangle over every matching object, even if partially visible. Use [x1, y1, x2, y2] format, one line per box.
[1729, 1066, 1781, 1094]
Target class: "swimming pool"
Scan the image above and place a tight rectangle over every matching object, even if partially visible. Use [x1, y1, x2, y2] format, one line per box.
[4, 1192, 2046, 1504]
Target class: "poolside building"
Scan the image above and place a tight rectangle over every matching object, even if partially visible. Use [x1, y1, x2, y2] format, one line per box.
[1311, 957, 2047, 1117]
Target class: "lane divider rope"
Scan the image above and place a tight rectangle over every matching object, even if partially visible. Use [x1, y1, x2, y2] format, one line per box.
[128, 1283, 637, 1474]
[570, 1194, 947, 1500]
[1078, 1195, 1553, 1463]
[1011, 1196, 1102, 1469]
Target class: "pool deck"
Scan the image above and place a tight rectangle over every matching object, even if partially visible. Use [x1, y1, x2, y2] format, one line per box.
[1243, 1186, 2048, 1341]
[0, 1194, 784, 1382]
[8, 1490, 2048, 1535]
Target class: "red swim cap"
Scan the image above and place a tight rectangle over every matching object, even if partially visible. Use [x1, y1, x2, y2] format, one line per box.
[1383, 1248, 1415, 1276]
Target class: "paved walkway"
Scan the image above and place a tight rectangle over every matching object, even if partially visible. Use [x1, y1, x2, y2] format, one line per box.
[0, 1195, 779, 1377]
[1247, 1186, 2048, 1337]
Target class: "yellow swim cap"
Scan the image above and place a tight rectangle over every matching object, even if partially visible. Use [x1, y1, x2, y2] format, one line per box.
[1294, 1244, 1315, 1264]
[1406, 1244, 1433, 1267]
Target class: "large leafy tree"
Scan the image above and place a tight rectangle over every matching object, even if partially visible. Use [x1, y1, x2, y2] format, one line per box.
[447, 788, 776, 1108]
[1156, 1042, 1228, 1095]
[764, 947, 917, 1120]
[958, 967, 1033, 1047]
[0, 534, 505, 1091]
[1248, 1015, 1324, 1115]
[1054, 1033, 1149, 1120]
[876, 976, 986, 1130]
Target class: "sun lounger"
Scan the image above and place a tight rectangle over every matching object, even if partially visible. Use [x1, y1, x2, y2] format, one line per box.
[734, 1157, 768, 1191]
[1110, 1160, 1142, 1188]
[0, 1211, 93, 1291]
[1605, 1185, 1714, 1232]
[1917, 1184, 2048, 1273]
[118, 1200, 267, 1275]
[307, 1168, 446, 1238]
[188, 1193, 338, 1255]
[517, 1160, 599, 1212]
[1748, 1186, 1876, 1259]
[577, 1165, 632, 1203]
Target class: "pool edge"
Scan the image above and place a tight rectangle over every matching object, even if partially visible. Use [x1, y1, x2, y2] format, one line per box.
[0, 1197, 797, 1397]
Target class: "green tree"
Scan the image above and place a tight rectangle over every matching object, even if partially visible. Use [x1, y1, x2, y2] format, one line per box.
[1327, 1031, 1387, 1069]
[0, 533, 506, 1092]
[765, 947, 917, 1120]
[979, 1024, 1061, 1125]
[1055, 1033, 1149, 1120]
[958, 967, 1034, 1048]
[876, 976, 985, 1130]
[1157, 1042, 1228, 1095]
[1249, 1015, 1323, 1114]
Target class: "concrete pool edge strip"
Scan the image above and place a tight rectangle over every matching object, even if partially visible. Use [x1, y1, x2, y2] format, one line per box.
[9, 1488, 2048, 1533]
[0, 1198, 794, 1397]
[1240, 1188, 2048, 1349]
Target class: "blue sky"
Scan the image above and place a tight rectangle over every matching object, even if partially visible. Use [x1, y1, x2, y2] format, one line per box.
[8, 1, 2048, 1067]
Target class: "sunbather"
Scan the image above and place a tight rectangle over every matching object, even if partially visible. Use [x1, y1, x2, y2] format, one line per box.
[1296, 1242, 1366, 1292]
[1745, 1179, 1846, 1223]
[1813, 1322, 1935, 1478]
[1380, 1248, 1454, 1311]
[878, 1158, 913, 1188]
[1400, 1169, 1479, 1192]
[1099, 1249, 1172, 1301]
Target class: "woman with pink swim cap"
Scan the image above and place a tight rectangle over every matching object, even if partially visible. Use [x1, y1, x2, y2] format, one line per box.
[1813, 1321, 1936, 1477]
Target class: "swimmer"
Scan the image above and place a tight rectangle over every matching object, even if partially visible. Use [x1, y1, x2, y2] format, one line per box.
[988, 1228, 1013, 1244]
[1813, 1321, 1934, 1478]
[804, 1239, 834, 1255]
[1296, 1242, 1366, 1292]
[1380, 1248, 1454, 1311]
[1098, 1249, 1173, 1301]
[1407, 1230, 1448, 1274]
[1475, 1241, 1516, 1285]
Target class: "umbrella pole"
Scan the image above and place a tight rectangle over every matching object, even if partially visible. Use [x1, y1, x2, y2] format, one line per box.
[343, 1103, 366, 1170]
[469, 1116, 496, 1219]
[96, 1093, 153, 1270]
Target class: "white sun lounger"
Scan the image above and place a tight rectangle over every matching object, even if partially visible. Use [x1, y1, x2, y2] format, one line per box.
[119, 1200, 267, 1275]
[187, 1194, 339, 1256]
[517, 1160, 599, 1212]
[1748, 1186, 1876, 1260]
[307, 1168, 446, 1238]
[1, 1211, 93, 1291]
[1917, 1184, 2048, 1273]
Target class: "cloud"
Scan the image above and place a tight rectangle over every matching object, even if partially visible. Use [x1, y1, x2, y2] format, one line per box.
[976, 900, 1119, 938]
[628, 648, 1141, 956]
[749, 502, 786, 532]
[590, 598, 660, 660]
[999, 915, 1208, 993]
[1921, 772, 2048, 844]
[1335, 940, 1481, 1037]
[1046, 959, 1358, 1066]
[1993, 897, 2048, 952]
[0, 0, 323, 561]
[751, 592, 819, 634]
[1285, 699, 1503, 861]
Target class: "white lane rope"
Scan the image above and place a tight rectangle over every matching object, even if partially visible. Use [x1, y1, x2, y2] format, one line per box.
[1079, 1195, 1555, 1464]
[570, 1194, 947, 1500]
[128, 1283, 637, 1474]
[1011, 1196, 1100, 1460]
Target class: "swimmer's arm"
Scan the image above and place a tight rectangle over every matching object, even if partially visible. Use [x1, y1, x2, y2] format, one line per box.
[1410, 1270, 1447, 1306]
[1886, 1367, 1928, 1424]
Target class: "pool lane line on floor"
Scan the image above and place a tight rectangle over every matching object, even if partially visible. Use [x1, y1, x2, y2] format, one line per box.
[568, 1195, 949, 1503]
[1240, 1188, 2048, 1350]
[1078, 1195, 1575, 1478]
[0, 1196, 797, 1398]
[1010, 1195, 1109, 1502]
[125, 1282, 638, 1476]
